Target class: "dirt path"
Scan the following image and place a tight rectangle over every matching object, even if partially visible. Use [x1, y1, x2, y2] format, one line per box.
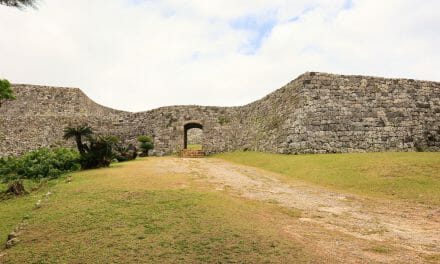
[154, 158, 440, 263]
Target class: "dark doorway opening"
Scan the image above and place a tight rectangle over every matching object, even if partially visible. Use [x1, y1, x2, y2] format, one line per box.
[184, 123, 203, 150]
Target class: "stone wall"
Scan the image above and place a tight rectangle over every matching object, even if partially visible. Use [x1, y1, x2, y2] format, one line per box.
[1, 72, 439, 157]
[187, 128, 203, 145]
[285, 73, 440, 153]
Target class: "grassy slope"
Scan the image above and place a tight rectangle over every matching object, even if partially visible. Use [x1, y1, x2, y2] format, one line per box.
[0, 180, 58, 240]
[0, 158, 319, 263]
[215, 152, 440, 205]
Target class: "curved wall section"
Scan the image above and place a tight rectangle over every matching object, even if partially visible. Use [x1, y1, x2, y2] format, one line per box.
[1, 72, 439, 157]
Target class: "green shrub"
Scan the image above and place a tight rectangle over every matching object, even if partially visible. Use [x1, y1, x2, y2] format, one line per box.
[79, 135, 118, 169]
[0, 148, 80, 181]
[137, 135, 152, 143]
[62, 124, 138, 168]
[218, 116, 230, 125]
[0, 79, 16, 107]
[0, 157, 17, 181]
[114, 143, 137, 162]
[137, 135, 154, 156]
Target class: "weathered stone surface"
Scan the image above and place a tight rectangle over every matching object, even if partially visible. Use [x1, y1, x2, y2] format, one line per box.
[187, 128, 203, 145]
[0, 72, 439, 156]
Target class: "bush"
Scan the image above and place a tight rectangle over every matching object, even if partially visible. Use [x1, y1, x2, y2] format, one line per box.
[79, 135, 118, 169]
[137, 135, 154, 156]
[0, 148, 80, 181]
[0, 157, 17, 181]
[62, 125, 140, 169]
[114, 143, 137, 162]
[0, 78, 16, 107]
[137, 135, 152, 143]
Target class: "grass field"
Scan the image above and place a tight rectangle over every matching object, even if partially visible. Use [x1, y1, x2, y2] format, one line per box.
[187, 144, 203, 150]
[0, 180, 59, 240]
[0, 158, 319, 263]
[215, 152, 440, 205]
[2, 152, 439, 263]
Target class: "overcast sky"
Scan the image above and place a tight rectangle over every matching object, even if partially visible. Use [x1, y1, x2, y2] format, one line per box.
[0, 0, 439, 112]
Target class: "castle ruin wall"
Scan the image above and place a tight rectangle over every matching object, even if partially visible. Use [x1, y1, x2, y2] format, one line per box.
[1, 72, 439, 157]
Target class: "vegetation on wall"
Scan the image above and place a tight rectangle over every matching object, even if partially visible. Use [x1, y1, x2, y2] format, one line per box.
[0, 79, 16, 107]
[218, 116, 230, 126]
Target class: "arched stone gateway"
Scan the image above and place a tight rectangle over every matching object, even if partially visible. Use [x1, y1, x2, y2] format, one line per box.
[183, 122, 203, 149]
[1, 72, 439, 157]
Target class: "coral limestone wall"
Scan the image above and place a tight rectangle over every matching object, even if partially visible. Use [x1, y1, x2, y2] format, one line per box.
[1, 72, 439, 157]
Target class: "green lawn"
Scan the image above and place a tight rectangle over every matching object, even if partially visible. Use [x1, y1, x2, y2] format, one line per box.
[3, 152, 438, 262]
[187, 144, 203, 150]
[0, 158, 319, 263]
[215, 152, 440, 205]
[0, 180, 58, 240]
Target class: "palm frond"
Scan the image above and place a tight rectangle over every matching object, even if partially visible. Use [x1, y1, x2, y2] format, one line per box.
[0, 0, 38, 9]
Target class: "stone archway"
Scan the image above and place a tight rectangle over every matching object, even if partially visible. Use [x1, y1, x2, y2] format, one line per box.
[183, 122, 203, 149]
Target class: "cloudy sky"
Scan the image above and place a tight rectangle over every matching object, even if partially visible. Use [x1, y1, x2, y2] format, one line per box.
[0, 0, 439, 112]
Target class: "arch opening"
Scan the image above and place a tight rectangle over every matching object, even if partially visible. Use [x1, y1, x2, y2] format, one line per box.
[184, 123, 203, 150]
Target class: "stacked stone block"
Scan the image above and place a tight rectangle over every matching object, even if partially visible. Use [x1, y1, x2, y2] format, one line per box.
[1, 72, 439, 157]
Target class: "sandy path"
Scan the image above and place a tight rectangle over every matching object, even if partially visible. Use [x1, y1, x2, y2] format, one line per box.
[154, 158, 440, 263]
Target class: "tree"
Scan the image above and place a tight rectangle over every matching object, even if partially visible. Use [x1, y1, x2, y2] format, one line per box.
[62, 126, 138, 169]
[0, 0, 37, 9]
[137, 135, 154, 157]
[0, 79, 16, 107]
[63, 126, 120, 169]
[79, 135, 118, 169]
[63, 126, 93, 154]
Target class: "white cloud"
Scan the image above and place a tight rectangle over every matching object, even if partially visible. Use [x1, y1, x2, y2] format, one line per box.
[0, 0, 439, 111]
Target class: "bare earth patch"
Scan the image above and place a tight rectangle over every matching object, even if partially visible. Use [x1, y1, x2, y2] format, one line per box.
[156, 158, 440, 263]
